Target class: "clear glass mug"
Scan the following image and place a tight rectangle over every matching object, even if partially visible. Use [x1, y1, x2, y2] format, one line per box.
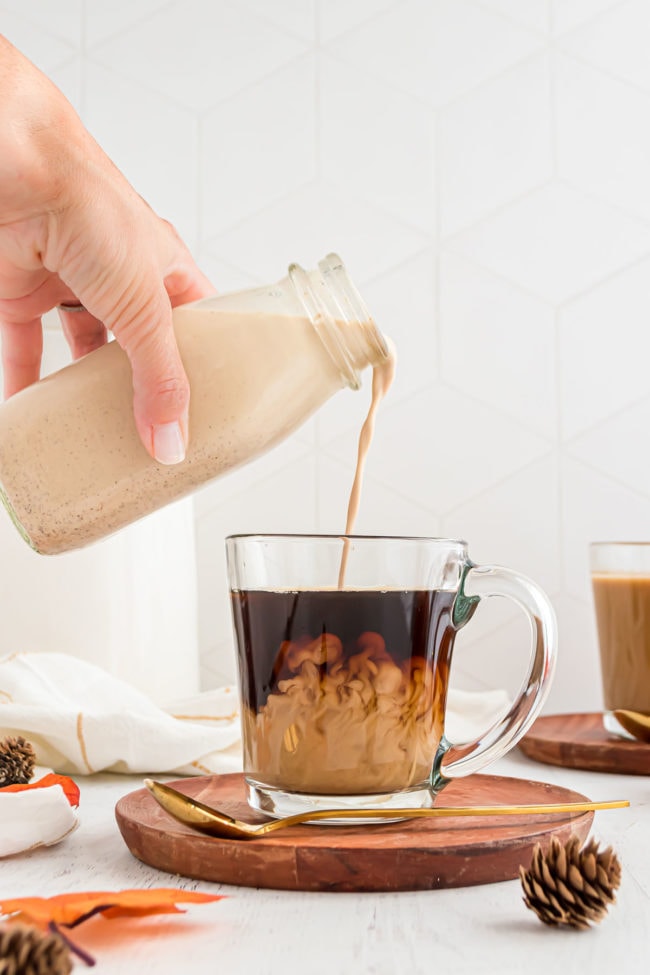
[227, 534, 557, 820]
[591, 542, 650, 737]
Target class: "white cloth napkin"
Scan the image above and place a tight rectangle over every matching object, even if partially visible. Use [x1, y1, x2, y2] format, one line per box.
[0, 652, 241, 776]
[0, 767, 79, 858]
[0, 651, 509, 776]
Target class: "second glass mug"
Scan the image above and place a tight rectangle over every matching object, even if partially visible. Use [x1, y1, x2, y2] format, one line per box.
[227, 534, 557, 821]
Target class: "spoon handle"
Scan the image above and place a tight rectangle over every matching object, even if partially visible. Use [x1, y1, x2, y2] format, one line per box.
[280, 798, 629, 826]
[145, 779, 629, 837]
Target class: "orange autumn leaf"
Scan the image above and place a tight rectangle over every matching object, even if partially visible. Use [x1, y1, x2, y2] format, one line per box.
[101, 904, 184, 919]
[0, 889, 223, 928]
[0, 773, 80, 807]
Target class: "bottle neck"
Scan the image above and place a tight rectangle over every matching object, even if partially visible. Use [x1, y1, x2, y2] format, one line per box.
[288, 253, 389, 390]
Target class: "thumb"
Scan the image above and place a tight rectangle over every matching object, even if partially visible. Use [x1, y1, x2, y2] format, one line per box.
[112, 285, 189, 465]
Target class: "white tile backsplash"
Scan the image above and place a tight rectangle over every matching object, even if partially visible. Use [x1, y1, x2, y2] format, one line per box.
[558, 0, 650, 91]
[89, 0, 309, 112]
[320, 54, 436, 232]
[562, 456, 650, 598]
[315, 454, 442, 537]
[326, 0, 543, 107]
[440, 54, 553, 235]
[322, 382, 551, 514]
[556, 54, 650, 222]
[439, 251, 556, 438]
[85, 0, 172, 48]
[203, 181, 431, 282]
[358, 249, 437, 401]
[201, 55, 316, 237]
[442, 453, 561, 595]
[451, 608, 532, 700]
[84, 61, 199, 245]
[551, 0, 623, 35]
[568, 399, 650, 496]
[559, 256, 650, 438]
[0, 0, 82, 48]
[547, 592, 602, 712]
[0, 6, 77, 71]
[238, 0, 316, 42]
[318, 0, 401, 43]
[449, 182, 650, 301]
[4, 0, 650, 713]
[478, 0, 550, 34]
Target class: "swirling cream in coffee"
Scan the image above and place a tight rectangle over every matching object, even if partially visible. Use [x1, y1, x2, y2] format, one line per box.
[231, 588, 456, 795]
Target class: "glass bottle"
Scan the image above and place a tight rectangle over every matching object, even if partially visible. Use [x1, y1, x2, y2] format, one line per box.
[0, 254, 390, 555]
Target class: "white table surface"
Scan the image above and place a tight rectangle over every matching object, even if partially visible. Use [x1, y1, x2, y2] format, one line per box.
[2, 750, 649, 974]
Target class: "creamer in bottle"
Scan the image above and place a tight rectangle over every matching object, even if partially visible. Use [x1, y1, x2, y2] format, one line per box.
[0, 254, 391, 554]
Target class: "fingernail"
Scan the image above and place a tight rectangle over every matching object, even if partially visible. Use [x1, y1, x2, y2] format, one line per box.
[153, 421, 186, 465]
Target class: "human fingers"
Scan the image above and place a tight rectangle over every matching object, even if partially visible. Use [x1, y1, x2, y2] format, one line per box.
[57, 302, 108, 359]
[48, 210, 191, 463]
[113, 256, 218, 462]
[0, 317, 43, 398]
[0, 38, 195, 458]
[164, 264, 216, 308]
[106, 273, 190, 466]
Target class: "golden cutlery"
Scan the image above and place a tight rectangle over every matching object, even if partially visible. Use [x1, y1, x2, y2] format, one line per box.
[144, 779, 629, 841]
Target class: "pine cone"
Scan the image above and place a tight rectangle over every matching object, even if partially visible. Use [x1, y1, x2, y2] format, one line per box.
[0, 923, 72, 975]
[0, 737, 36, 787]
[520, 835, 621, 929]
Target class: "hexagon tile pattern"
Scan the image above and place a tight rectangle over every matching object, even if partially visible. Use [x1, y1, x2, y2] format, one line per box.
[2, 0, 650, 715]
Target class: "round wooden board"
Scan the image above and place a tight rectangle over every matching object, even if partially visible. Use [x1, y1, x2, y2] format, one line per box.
[519, 712, 650, 775]
[115, 772, 594, 892]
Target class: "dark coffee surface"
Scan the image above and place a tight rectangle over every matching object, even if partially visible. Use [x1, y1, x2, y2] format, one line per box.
[230, 588, 457, 712]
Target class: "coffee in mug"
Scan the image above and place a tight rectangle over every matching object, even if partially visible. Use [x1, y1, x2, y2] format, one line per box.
[591, 542, 650, 719]
[232, 587, 454, 796]
[227, 534, 557, 821]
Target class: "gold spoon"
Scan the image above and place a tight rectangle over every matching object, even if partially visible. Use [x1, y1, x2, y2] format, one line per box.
[144, 779, 629, 841]
[613, 709, 650, 743]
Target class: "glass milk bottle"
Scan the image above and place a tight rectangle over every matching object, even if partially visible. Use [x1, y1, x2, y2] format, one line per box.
[0, 254, 390, 555]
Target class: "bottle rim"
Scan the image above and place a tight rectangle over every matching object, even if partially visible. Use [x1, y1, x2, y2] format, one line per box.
[288, 253, 389, 390]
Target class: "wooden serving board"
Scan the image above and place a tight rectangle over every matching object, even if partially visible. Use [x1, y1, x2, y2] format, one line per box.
[115, 772, 594, 892]
[519, 712, 650, 775]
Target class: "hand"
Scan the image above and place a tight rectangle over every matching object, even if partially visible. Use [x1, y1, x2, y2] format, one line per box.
[0, 35, 214, 464]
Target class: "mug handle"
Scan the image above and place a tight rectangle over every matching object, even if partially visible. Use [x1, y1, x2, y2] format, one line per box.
[432, 563, 557, 787]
